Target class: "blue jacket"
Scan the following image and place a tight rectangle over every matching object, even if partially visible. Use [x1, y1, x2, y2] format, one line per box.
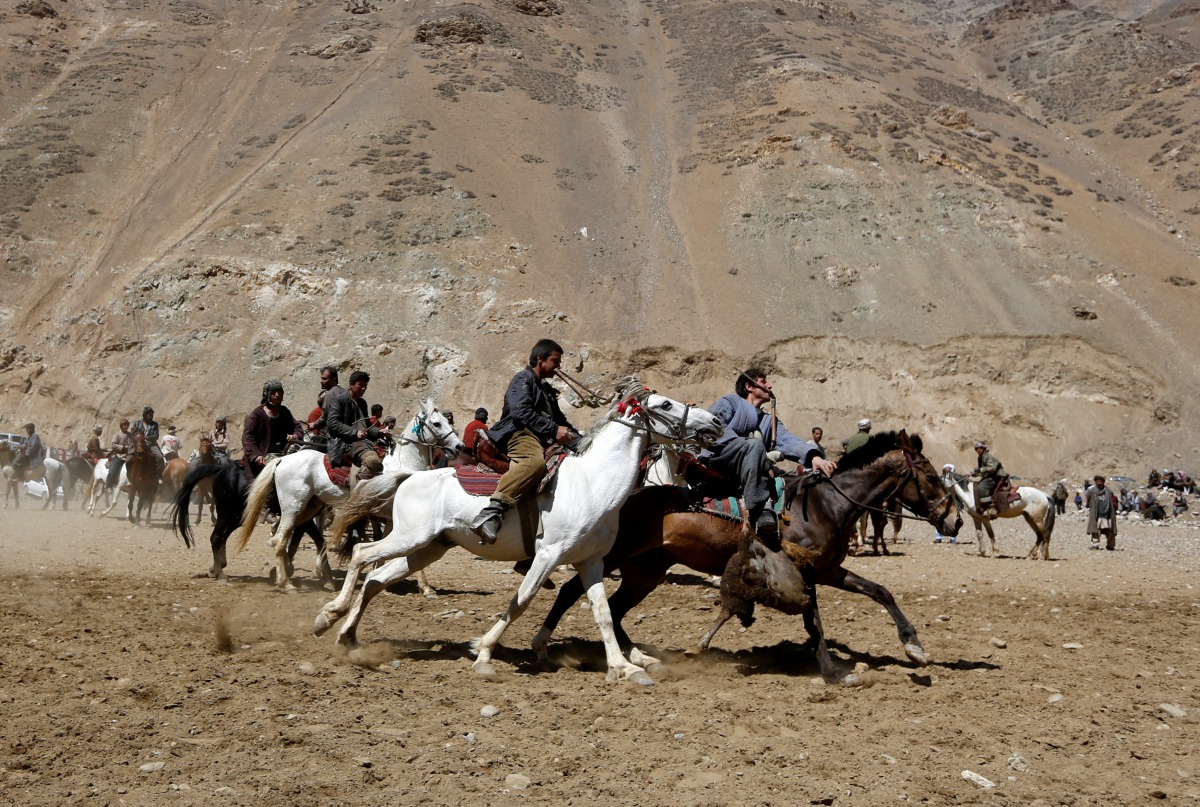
[487, 367, 575, 452]
[708, 394, 825, 465]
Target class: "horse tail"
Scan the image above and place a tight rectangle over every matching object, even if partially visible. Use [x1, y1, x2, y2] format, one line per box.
[233, 459, 280, 553]
[1043, 494, 1056, 536]
[329, 470, 413, 563]
[171, 464, 224, 549]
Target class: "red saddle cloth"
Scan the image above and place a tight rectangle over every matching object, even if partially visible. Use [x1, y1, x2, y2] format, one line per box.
[324, 455, 353, 489]
[455, 464, 503, 497]
[453, 448, 569, 497]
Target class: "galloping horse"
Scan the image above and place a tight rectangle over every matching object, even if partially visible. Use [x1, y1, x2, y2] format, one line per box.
[102, 432, 159, 524]
[172, 460, 325, 581]
[314, 379, 724, 685]
[531, 431, 960, 683]
[943, 471, 1055, 559]
[160, 457, 191, 502]
[237, 401, 464, 592]
[64, 456, 96, 504]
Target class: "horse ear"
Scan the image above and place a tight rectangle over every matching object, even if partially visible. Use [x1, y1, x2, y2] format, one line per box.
[897, 429, 913, 452]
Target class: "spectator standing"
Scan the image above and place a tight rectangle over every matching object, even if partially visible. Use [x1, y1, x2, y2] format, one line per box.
[1085, 475, 1117, 551]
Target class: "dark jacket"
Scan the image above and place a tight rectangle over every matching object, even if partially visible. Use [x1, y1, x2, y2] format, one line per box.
[322, 387, 369, 442]
[312, 384, 344, 433]
[242, 404, 302, 476]
[487, 367, 574, 452]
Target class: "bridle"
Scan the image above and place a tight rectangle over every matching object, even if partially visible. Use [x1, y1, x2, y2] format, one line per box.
[397, 412, 457, 464]
[615, 390, 711, 447]
[802, 447, 955, 525]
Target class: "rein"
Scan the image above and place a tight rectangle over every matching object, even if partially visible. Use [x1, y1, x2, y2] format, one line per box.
[397, 414, 457, 462]
[801, 451, 953, 523]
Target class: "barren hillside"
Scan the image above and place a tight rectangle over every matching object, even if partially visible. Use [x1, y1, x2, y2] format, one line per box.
[1, 0, 1197, 479]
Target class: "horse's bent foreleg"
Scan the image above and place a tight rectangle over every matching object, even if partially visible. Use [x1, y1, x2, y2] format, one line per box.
[816, 564, 928, 667]
[332, 542, 451, 651]
[316, 530, 428, 635]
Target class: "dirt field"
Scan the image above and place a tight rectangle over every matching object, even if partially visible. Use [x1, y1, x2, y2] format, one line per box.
[1, 499, 1197, 806]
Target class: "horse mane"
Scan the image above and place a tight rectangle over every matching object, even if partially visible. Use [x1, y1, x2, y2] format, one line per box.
[569, 374, 642, 455]
[836, 430, 923, 474]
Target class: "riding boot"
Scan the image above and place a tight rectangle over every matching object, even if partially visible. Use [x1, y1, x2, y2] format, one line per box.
[472, 498, 511, 545]
[751, 507, 781, 551]
[980, 496, 997, 518]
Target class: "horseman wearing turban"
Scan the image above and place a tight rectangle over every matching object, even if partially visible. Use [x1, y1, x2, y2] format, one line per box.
[242, 380, 303, 482]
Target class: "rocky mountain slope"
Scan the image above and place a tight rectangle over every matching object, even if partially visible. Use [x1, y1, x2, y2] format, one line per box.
[1, 0, 1197, 479]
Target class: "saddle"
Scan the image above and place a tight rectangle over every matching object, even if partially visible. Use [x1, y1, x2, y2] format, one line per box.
[453, 445, 569, 498]
[698, 477, 788, 521]
[975, 475, 1021, 511]
[323, 455, 353, 489]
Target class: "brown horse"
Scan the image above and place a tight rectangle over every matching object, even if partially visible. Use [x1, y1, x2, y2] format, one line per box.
[160, 457, 190, 501]
[103, 432, 159, 524]
[531, 430, 960, 682]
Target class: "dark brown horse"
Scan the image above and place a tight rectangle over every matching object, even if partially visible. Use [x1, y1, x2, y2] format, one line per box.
[103, 432, 159, 524]
[531, 430, 961, 682]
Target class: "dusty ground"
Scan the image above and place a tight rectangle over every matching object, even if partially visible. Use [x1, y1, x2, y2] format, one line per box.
[1, 500, 1197, 806]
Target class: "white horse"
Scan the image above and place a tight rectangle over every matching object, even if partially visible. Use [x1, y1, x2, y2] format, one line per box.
[313, 379, 724, 685]
[86, 458, 113, 514]
[234, 401, 464, 591]
[943, 472, 1056, 559]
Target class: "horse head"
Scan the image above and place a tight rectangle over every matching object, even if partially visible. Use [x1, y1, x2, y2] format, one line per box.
[611, 379, 723, 447]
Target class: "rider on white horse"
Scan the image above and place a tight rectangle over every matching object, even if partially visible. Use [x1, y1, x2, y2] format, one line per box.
[106, 418, 133, 489]
[242, 380, 303, 481]
[473, 339, 580, 544]
[970, 440, 1005, 517]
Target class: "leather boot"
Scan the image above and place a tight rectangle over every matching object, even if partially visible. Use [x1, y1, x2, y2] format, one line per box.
[752, 508, 781, 551]
[473, 498, 510, 544]
[980, 497, 997, 518]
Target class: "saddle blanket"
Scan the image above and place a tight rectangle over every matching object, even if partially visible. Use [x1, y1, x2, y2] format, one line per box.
[453, 450, 568, 498]
[323, 455, 352, 489]
[699, 478, 787, 519]
[455, 464, 502, 497]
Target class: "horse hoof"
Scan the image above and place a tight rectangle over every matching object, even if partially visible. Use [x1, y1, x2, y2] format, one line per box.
[472, 660, 498, 678]
[683, 645, 704, 658]
[421, 589, 439, 600]
[904, 643, 929, 667]
[625, 669, 656, 687]
[313, 611, 337, 636]
[838, 672, 862, 687]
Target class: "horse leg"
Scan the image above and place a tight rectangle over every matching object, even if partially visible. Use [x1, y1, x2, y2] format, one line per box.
[272, 512, 301, 592]
[605, 552, 674, 671]
[316, 526, 431, 637]
[972, 514, 988, 556]
[294, 518, 335, 591]
[471, 550, 565, 677]
[815, 564, 928, 667]
[801, 580, 858, 685]
[210, 526, 229, 581]
[691, 608, 736, 656]
[577, 555, 654, 685]
[330, 543, 451, 652]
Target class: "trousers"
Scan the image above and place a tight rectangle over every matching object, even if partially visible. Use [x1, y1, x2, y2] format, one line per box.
[493, 429, 546, 506]
[706, 436, 773, 514]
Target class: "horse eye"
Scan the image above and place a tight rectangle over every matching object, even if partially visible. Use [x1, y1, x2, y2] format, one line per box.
[658, 401, 673, 410]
